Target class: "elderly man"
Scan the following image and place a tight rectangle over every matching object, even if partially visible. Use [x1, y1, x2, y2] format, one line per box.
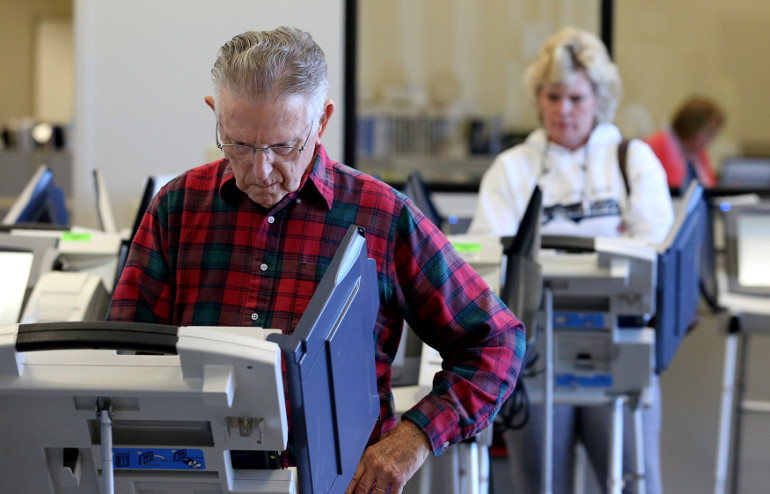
[109, 26, 524, 494]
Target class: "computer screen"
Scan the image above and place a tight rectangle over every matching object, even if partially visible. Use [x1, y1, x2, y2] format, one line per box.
[0, 232, 59, 290]
[500, 185, 543, 343]
[654, 180, 707, 374]
[116, 174, 177, 284]
[719, 156, 770, 190]
[0, 249, 34, 324]
[130, 174, 176, 242]
[735, 215, 770, 285]
[698, 190, 720, 311]
[723, 201, 770, 297]
[2, 165, 69, 227]
[92, 169, 117, 234]
[402, 171, 443, 228]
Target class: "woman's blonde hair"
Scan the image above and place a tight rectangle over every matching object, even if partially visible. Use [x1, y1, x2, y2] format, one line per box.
[524, 27, 622, 123]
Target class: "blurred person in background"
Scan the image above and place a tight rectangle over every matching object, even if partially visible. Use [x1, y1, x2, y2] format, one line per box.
[645, 96, 725, 189]
[470, 27, 674, 493]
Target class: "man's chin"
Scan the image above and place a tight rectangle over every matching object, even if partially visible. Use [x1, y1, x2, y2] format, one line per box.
[250, 192, 284, 209]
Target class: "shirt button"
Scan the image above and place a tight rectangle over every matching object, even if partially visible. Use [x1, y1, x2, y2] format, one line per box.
[296, 198, 302, 204]
[260, 263, 268, 271]
[443, 441, 450, 449]
[251, 313, 259, 321]
[268, 216, 275, 224]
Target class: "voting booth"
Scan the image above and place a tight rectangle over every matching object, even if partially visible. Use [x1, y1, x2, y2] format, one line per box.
[524, 180, 707, 493]
[0, 225, 380, 494]
[714, 200, 770, 494]
[0, 165, 126, 326]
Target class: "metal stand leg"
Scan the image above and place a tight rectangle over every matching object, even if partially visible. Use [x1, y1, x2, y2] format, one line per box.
[715, 331, 739, 494]
[449, 448, 461, 494]
[97, 398, 114, 494]
[608, 397, 624, 494]
[475, 426, 492, 494]
[574, 442, 587, 494]
[729, 330, 750, 494]
[479, 442, 490, 494]
[632, 398, 647, 494]
[452, 445, 462, 494]
[542, 288, 554, 494]
[466, 441, 480, 494]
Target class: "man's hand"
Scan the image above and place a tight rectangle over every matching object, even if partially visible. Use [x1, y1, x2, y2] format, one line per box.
[345, 419, 432, 494]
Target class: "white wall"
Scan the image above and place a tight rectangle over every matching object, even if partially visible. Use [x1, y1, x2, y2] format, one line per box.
[74, 0, 345, 229]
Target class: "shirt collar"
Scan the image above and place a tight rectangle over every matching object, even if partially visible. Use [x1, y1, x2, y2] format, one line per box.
[218, 143, 335, 211]
[305, 144, 335, 210]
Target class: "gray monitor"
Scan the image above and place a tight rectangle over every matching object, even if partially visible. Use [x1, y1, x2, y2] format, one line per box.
[267, 225, 380, 494]
[92, 169, 117, 234]
[719, 156, 770, 190]
[654, 180, 708, 374]
[723, 201, 770, 297]
[2, 165, 69, 227]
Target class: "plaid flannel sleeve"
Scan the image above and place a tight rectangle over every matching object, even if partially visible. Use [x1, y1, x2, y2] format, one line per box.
[394, 204, 525, 455]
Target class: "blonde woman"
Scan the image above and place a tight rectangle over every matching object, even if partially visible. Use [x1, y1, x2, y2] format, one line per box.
[470, 27, 673, 493]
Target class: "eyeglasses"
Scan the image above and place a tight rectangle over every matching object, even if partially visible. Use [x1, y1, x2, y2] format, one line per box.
[215, 121, 313, 163]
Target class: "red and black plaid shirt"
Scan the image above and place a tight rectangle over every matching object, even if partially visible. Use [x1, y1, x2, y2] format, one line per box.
[109, 144, 524, 454]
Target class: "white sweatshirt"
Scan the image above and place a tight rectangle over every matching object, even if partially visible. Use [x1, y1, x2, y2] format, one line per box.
[468, 123, 674, 244]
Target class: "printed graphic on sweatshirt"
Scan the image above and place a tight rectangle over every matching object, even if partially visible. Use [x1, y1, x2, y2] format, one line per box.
[542, 198, 621, 225]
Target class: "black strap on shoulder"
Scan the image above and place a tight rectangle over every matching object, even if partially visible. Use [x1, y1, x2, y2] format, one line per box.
[618, 138, 632, 195]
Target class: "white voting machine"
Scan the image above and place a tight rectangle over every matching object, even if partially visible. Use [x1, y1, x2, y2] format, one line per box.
[0, 225, 380, 494]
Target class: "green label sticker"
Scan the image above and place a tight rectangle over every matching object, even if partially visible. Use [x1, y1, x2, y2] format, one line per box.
[61, 232, 92, 243]
[452, 242, 481, 253]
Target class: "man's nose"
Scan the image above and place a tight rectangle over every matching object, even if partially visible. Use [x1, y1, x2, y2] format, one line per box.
[249, 149, 273, 181]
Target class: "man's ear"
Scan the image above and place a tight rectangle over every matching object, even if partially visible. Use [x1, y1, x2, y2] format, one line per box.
[316, 99, 335, 140]
[204, 95, 215, 113]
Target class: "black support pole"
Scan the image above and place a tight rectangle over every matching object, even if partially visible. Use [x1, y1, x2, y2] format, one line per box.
[600, 0, 614, 59]
[344, 0, 358, 168]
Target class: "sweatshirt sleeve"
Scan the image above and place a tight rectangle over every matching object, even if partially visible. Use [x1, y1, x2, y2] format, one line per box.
[468, 153, 528, 237]
[623, 139, 675, 244]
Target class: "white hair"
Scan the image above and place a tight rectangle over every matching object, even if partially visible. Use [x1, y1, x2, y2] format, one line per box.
[210, 26, 329, 125]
